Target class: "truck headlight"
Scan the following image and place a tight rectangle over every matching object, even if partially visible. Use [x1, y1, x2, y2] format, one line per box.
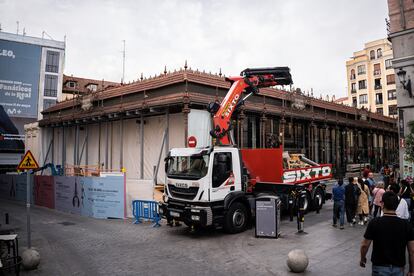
[191, 215, 200, 221]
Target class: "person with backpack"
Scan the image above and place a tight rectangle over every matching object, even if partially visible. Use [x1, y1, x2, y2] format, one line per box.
[332, 178, 345, 229]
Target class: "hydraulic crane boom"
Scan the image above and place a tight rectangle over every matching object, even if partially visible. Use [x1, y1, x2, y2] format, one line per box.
[208, 67, 293, 145]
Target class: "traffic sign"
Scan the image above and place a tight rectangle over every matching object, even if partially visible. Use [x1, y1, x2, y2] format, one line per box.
[188, 136, 197, 148]
[17, 150, 39, 170]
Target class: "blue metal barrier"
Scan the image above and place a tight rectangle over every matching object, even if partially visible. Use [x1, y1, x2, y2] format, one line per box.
[132, 200, 161, 227]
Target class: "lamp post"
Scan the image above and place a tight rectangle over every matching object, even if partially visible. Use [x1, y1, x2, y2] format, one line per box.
[397, 68, 412, 97]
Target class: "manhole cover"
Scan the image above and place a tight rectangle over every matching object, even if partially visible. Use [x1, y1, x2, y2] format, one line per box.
[58, 221, 76, 226]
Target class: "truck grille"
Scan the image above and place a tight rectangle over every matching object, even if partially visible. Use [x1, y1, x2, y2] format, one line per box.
[168, 184, 199, 200]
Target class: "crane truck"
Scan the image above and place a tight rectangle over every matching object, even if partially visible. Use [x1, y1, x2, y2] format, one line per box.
[160, 67, 332, 233]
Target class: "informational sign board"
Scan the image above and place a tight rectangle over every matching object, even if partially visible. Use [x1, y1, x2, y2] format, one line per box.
[0, 39, 41, 118]
[17, 150, 39, 170]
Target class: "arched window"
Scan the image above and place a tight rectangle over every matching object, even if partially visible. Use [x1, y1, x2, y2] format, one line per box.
[377, 48, 382, 58]
[370, 50, 375, 60]
[350, 69, 355, 80]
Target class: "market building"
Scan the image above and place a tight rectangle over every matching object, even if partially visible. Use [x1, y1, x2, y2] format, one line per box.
[27, 66, 398, 191]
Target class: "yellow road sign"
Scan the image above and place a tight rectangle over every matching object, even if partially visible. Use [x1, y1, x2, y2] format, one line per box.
[17, 150, 39, 170]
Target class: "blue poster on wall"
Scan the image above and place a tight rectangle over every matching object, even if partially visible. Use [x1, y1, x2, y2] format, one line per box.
[54, 176, 81, 215]
[87, 176, 124, 219]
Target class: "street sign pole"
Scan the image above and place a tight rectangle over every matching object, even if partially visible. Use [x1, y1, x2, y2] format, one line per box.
[26, 169, 32, 248]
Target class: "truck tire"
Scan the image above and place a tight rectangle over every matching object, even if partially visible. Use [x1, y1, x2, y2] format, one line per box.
[312, 188, 324, 211]
[224, 202, 248, 234]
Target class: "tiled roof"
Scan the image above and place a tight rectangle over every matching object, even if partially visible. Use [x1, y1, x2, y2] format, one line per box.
[62, 74, 120, 95]
[43, 69, 395, 124]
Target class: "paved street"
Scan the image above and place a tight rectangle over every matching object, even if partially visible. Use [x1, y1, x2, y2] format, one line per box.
[0, 197, 378, 276]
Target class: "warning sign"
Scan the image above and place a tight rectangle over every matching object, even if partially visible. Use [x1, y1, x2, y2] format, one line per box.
[17, 150, 39, 170]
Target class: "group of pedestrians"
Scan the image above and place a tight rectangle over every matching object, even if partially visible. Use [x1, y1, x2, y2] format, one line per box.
[332, 172, 377, 229]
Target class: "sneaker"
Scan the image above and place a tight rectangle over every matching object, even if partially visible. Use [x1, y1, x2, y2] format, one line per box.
[340, 225, 344, 230]
[358, 221, 364, 225]
[349, 223, 354, 227]
[332, 224, 337, 228]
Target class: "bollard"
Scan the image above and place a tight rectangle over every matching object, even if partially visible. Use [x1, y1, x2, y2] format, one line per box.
[288, 193, 294, 222]
[5, 213, 9, 224]
[297, 191, 306, 234]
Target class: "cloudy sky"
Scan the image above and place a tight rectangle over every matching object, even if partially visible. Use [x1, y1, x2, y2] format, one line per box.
[0, 0, 389, 97]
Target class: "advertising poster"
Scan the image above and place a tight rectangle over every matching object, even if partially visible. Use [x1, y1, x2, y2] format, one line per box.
[34, 176, 55, 209]
[403, 157, 414, 179]
[54, 176, 81, 215]
[0, 39, 41, 119]
[0, 174, 13, 199]
[88, 176, 124, 219]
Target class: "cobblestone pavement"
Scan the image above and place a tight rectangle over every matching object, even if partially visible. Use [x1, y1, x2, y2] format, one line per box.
[0, 198, 380, 276]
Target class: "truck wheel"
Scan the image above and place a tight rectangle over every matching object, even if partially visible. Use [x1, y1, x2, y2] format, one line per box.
[224, 202, 248, 234]
[303, 192, 311, 213]
[313, 188, 324, 211]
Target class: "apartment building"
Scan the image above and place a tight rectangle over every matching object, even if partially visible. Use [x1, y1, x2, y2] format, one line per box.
[346, 39, 397, 117]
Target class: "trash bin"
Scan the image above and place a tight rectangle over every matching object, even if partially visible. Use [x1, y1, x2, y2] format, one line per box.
[255, 195, 281, 238]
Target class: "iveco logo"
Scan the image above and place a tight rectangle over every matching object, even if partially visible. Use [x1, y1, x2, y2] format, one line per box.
[0, 49, 16, 59]
[175, 183, 188, 188]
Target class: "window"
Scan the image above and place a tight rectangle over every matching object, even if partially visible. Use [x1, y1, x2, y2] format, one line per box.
[350, 69, 356, 80]
[359, 94, 368, 104]
[86, 84, 98, 92]
[374, 63, 381, 76]
[212, 152, 232, 188]
[43, 99, 56, 110]
[66, 81, 76, 88]
[374, 78, 382, 90]
[44, 75, 58, 97]
[385, 59, 392, 69]
[45, 51, 60, 73]
[351, 83, 356, 93]
[386, 74, 395, 85]
[375, 93, 383, 105]
[358, 80, 367, 89]
[388, 105, 397, 116]
[376, 108, 383, 114]
[388, 89, 396, 100]
[377, 48, 382, 58]
[352, 97, 357, 107]
[357, 65, 366, 75]
[370, 50, 375, 60]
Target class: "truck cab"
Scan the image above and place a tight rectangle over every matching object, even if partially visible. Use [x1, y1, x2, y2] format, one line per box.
[162, 146, 251, 233]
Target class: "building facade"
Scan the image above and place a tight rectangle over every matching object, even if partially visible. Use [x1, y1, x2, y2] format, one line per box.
[28, 68, 398, 190]
[346, 39, 397, 117]
[387, 0, 414, 173]
[0, 31, 65, 170]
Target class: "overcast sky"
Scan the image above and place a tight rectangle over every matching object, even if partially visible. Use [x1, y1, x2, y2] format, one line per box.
[0, 0, 389, 97]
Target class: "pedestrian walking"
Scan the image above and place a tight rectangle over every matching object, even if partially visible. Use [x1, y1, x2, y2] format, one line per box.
[357, 177, 370, 225]
[360, 191, 414, 276]
[400, 179, 413, 210]
[388, 184, 410, 220]
[332, 178, 345, 229]
[345, 177, 358, 226]
[372, 182, 385, 218]
[383, 165, 391, 189]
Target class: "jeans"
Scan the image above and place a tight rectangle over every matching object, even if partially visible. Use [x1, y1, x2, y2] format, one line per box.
[372, 265, 403, 276]
[333, 200, 345, 226]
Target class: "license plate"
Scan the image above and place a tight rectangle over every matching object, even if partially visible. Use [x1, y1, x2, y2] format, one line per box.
[170, 211, 180, 218]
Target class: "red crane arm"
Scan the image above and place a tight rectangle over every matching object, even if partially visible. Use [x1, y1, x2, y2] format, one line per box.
[209, 67, 292, 145]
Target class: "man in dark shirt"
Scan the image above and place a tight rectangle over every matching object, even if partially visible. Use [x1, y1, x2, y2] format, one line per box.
[345, 177, 357, 226]
[360, 191, 414, 275]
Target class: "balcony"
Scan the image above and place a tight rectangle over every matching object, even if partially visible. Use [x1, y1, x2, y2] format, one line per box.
[376, 101, 383, 105]
[350, 74, 356, 80]
[374, 70, 381, 76]
[375, 85, 382, 90]
[351, 89, 356, 94]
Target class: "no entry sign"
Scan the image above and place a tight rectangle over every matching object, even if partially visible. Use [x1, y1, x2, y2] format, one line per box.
[188, 136, 197, 148]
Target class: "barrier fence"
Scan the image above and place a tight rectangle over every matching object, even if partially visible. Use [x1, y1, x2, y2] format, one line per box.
[132, 200, 161, 227]
[0, 174, 125, 219]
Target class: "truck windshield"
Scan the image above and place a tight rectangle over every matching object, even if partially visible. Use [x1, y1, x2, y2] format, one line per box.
[167, 154, 209, 180]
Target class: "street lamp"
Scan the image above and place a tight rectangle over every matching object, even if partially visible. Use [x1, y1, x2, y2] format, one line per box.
[397, 68, 412, 97]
